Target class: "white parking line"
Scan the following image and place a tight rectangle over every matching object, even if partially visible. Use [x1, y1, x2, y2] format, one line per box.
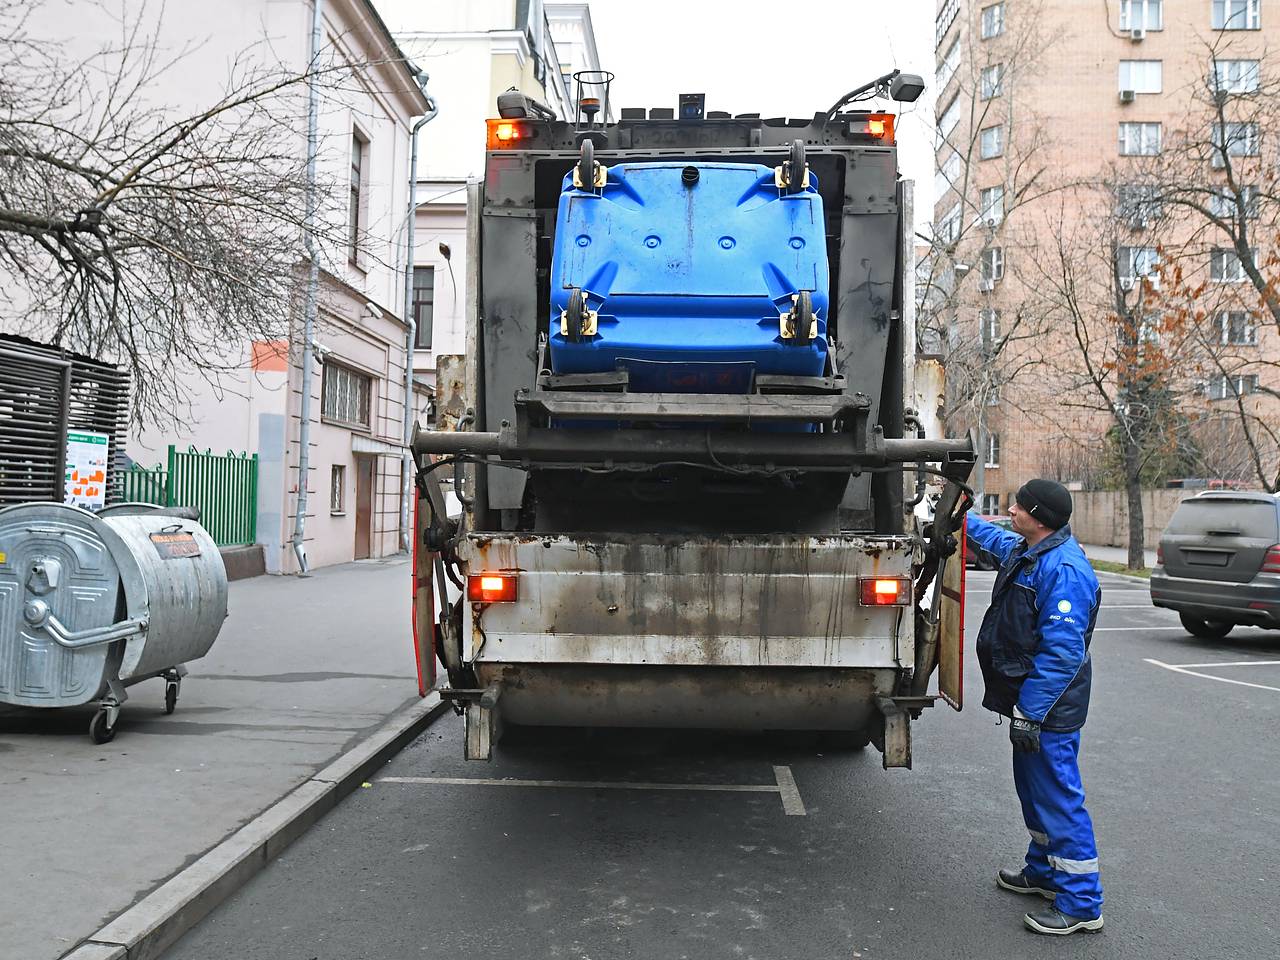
[1144, 659, 1280, 693]
[1091, 627, 1186, 632]
[379, 765, 807, 817]
[1168, 659, 1280, 669]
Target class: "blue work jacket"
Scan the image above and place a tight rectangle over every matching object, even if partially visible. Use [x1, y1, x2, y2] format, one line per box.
[967, 514, 1100, 732]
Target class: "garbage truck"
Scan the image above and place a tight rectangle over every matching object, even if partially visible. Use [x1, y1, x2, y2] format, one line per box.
[410, 71, 976, 768]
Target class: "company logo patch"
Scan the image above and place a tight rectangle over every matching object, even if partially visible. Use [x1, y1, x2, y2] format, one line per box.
[1057, 599, 1072, 614]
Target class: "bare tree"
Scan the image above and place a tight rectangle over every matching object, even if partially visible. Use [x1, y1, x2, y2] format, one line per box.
[0, 1, 383, 425]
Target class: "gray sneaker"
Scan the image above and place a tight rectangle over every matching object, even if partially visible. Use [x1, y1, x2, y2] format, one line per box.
[996, 868, 1056, 899]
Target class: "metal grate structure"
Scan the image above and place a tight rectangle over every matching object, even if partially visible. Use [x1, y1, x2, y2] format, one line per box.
[0, 334, 130, 507]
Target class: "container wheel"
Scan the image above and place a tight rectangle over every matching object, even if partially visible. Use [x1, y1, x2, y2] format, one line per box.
[90, 709, 116, 745]
[786, 138, 806, 193]
[577, 139, 595, 190]
[1178, 613, 1233, 639]
[564, 287, 585, 343]
[790, 291, 813, 344]
[164, 682, 178, 715]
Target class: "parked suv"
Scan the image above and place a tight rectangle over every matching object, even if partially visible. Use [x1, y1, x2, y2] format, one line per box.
[1151, 491, 1280, 638]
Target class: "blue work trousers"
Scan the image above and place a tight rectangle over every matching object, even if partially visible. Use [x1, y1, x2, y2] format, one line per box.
[1012, 729, 1104, 919]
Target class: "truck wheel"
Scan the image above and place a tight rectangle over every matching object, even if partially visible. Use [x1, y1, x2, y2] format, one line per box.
[785, 138, 806, 193]
[790, 291, 813, 344]
[577, 139, 595, 190]
[1178, 613, 1233, 639]
[564, 287, 584, 342]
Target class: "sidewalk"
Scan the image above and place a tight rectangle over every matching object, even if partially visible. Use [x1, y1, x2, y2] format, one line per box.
[0, 557, 426, 960]
[1080, 542, 1157, 568]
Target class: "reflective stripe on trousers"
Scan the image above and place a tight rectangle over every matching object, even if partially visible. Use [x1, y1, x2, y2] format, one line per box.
[1013, 729, 1104, 919]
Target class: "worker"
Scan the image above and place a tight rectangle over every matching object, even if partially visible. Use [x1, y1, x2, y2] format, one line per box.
[966, 478, 1104, 936]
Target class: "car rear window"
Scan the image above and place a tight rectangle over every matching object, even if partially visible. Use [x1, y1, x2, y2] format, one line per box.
[1166, 499, 1279, 539]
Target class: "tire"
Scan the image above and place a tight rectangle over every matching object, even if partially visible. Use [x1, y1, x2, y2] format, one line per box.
[785, 138, 806, 193]
[164, 683, 178, 715]
[1179, 612, 1233, 639]
[90, 709, 116, 745]
[790, 290, 813, 344]
[577, 138, 595, 190]
[564, 286, 584, 343]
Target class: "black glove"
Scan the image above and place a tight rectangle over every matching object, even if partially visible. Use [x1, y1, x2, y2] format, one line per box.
[1010, 712, 1041, 753]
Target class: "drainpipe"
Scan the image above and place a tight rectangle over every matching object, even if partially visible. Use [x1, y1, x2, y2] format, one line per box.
[293, 0, 325, 575]
[401, 70, 439, 553]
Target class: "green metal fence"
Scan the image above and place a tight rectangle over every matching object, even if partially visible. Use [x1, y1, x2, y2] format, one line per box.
[110, 445, 258, 547]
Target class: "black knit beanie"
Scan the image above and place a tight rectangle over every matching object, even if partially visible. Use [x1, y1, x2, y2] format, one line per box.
[1015, 478, 1072, 530]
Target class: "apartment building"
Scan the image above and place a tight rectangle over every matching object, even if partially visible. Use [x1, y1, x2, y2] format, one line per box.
[388, 1, 609, 425]
[930, 0, 1280, 511]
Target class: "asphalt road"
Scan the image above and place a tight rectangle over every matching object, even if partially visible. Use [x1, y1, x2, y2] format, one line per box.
[162, 570, 1280, 960]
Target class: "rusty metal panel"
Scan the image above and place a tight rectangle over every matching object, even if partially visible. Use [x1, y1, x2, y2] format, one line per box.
[459, 534, 914, 669]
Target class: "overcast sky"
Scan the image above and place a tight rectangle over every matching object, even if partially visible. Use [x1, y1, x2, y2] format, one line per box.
[579, 0, 936, 230]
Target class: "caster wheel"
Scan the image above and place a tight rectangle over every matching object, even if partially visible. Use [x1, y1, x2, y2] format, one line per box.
[785, 138, 806, 193]
[790, 290, 813, 344]
[564, 287, 585, 343]
[577, 138, 595, 191]
[90, 709, 116, 745]
[164, 682, 178, 715]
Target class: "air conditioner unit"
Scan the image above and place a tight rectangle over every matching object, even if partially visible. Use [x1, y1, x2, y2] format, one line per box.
[1129, 27, 1146, 41]
[978, 278, 994, 292]
[1119, 89, 1136, 103]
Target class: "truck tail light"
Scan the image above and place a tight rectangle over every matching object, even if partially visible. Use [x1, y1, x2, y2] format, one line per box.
[487, 118, 533, 148]
[467, 572, 518, 603]
[861, 114, 895, 142]
[1261, 545, 1280, 574]
[859, 577, 911, 606]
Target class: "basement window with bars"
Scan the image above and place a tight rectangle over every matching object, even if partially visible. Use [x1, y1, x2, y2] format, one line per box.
[1120, 0, 1163, 30]
[322, 362, 372, 429]
[330, 464, 346, 514]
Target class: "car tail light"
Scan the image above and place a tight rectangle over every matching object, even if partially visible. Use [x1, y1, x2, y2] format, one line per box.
[1156, 544, 1165, 566]
[467, 572, 518, 603]
[1261, 545, 1280, 574]
[859, 577, 911, 606]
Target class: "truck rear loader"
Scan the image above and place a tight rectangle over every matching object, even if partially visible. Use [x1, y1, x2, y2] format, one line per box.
[411, 71, 976, 767]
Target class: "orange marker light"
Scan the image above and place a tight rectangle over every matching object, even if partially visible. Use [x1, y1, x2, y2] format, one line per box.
[467, 572, 518, 603]
[861, 114, 895, 143]
[859, 577, 911, 606]
[486, 118, 534, 149]
[496, 122, 516, 141]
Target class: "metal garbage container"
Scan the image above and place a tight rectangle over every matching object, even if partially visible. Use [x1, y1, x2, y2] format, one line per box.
[0, 502, 228, 742]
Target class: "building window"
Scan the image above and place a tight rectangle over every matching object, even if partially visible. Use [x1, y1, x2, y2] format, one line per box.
[985, 433, 1002, 468]
[980, 307, 1001, 349]
[1211, 121, 1260, 167]
[1209, 185, 1259, 220]
[1210, 58, 1260, 93]
[349, 132, 367, 265]
[936, 150, 962, 199]
[1120, 0, 1163, 29]
[937, 37, 961, 89]
[982, 492, 1001, 514]
[1210, 247, 1254, 282]
[1119, 121, 1162, 155]
[1216, 311, 1258, 345]
[980, 63, 1005, 99]
[981, 2, 1006, 39]
[1212, 0, 1260, 29]
[322, 362, 373, 429]
[936, 95, 960, 146]
[413, 267, 435, 350]
[1206, 374, 1260, 398]
[1115, 183, 1162, 226]
[937, 0, 962, 45]
[979, 185, 1005, 224]
[1118, 245, 1159, 284]
[330, 464, 346, 514]
[981, 247, 1005, 283]
[980, 125, 1005, 159]
[1119, 60, 1163, 94]
[939, 201, 962, 245]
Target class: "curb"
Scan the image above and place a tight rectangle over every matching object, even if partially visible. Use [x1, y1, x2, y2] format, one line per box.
[61, 692, 450, 960]
[1091, 568, 1153, 585]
